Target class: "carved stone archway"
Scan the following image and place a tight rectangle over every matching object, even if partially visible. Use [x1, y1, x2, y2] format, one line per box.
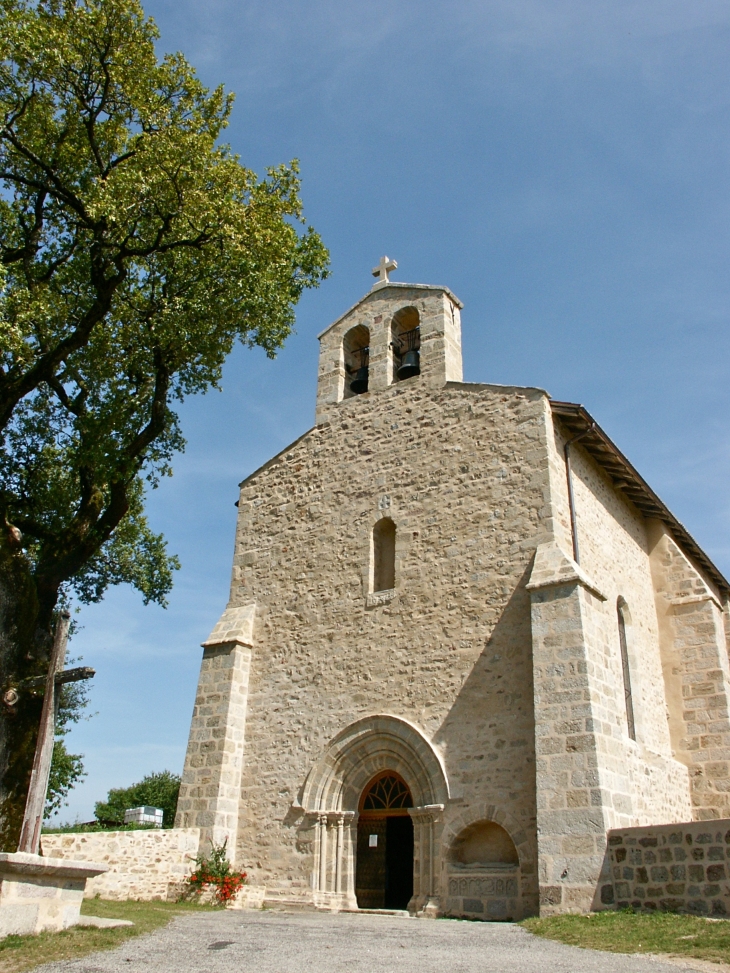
[299, 715, 449, 913]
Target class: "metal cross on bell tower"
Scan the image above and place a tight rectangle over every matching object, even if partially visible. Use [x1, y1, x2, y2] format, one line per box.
[371, 255, 397, 284]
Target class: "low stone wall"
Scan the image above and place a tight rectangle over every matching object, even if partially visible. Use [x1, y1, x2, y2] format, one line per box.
[444, 866, 522, 920]
[41, 828, 200, 901]
[599, 820, 730, 917]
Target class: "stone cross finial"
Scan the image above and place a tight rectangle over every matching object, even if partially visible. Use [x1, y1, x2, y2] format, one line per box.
[372, 255, 397, 284]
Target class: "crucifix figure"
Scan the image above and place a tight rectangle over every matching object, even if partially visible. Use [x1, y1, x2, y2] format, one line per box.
[371, 255, 397, 284]
[14, 610, 95, 855]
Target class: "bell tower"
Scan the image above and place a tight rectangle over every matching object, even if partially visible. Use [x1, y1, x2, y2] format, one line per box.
[315, 258, 464, 426]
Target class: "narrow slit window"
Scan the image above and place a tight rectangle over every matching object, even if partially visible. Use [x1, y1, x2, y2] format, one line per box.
[617, 599, 636, 741]
[372, 518, 396, 592]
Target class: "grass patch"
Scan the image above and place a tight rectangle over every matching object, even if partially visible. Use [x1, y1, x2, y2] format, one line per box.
[0, 898, 215, 973]
[522, 910, 730, 966]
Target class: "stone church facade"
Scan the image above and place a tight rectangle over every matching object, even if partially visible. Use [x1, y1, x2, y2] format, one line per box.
[176, 271, 730, 919]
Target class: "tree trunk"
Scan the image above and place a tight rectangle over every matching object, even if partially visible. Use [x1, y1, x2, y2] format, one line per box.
[0, 527, 53, 851]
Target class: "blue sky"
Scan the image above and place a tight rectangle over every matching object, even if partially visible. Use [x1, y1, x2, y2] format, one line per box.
[52, 0, 730, 823]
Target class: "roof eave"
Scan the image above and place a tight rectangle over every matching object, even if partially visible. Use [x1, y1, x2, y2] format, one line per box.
[550, 400, 730, 596]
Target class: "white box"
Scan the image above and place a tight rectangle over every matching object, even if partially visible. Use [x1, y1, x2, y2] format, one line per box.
[123, 806, 164, 827]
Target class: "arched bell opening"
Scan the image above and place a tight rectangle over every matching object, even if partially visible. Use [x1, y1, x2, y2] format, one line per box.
[343, 324, 370, 397]
[390, 306, 420, 383]
[355, 772, 414, 911]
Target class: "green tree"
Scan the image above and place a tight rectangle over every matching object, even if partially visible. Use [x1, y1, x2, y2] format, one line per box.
[94, 770, 180, 828]
[0, 0, 328, 847]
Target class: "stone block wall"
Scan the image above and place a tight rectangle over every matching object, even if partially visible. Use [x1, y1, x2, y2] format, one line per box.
[229, 380, 554, 914]
[525, 413, 701, 915]
[648, 523, 730, 820]
[41, 828, 200, 901]
[548, 419, 692, 815]
[444, 867, 520, 921]
[599, 820, 730, 916]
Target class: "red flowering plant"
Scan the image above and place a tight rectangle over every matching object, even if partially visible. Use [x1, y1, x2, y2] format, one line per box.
[185, 840, 247, 906]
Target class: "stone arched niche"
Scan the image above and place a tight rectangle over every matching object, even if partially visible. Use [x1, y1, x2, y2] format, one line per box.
[450, 821, 519, 867]
[446, 820, 522, 922]
[372, 517, 396, 593]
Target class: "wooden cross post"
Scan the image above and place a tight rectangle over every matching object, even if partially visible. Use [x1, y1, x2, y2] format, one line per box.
[371, 255, 397, 284]
[16, 610, 94, 856]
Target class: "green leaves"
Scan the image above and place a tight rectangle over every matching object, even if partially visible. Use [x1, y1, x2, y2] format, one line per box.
[94, 769, 181, 827]
[0, 0, 329, 615]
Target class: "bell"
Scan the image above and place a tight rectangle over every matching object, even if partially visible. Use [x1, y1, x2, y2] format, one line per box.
[396, 349, 420, 380]
[350, 366, 369, 394]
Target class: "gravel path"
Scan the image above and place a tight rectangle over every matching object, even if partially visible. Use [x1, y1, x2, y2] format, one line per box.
[37, 909, 709, 973]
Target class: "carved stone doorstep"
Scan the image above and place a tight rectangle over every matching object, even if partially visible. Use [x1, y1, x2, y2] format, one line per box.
[0, 852, 108, 936]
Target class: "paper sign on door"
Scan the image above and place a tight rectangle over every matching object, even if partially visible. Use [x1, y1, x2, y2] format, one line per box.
[369, 834, 378, 847]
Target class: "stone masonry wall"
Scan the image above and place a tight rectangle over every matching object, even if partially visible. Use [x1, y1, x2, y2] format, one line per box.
[600, 820, 730, 916]
[230, 379, 556, 916]
[529, 415, 694, 915]
[549, 420, 692, 822]
[648, 523, 730, 819]
[41, 829, 200, 901]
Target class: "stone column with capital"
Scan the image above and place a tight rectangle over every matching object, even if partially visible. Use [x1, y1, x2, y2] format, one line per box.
[311, 811, 357, 911]
[408, 805, 444, 917]
[175, 605, 256, 864]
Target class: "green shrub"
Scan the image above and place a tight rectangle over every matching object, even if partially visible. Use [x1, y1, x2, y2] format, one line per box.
[94, 770, 180, 827]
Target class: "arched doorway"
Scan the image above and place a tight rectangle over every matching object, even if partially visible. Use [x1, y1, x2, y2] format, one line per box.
[301, 715, 449, 913]
[355, 772, 414, 910]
